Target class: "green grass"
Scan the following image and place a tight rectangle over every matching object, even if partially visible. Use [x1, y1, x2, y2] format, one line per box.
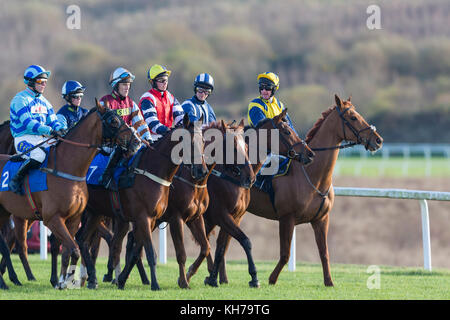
[334, 157, 450, 177]
[0, 255, 449, 300]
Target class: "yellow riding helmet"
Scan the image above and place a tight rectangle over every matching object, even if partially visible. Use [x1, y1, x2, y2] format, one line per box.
[148, 64, 172, 81]
[257, 72, 280, 91]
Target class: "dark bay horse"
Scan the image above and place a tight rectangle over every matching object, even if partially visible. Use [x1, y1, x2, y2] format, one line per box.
[77, 114, 208, 290]
[188, 111, 315, 288]
[0, 100, 140, 289]
[229, 94, 383, 287]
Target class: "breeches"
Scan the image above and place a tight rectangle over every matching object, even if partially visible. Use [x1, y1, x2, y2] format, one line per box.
[14, 135, 54, 163]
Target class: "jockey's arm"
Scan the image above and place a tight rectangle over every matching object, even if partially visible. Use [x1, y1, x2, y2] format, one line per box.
[139, 99, 170, 136]
[248, 106, 267, 128]
[172, 98, 185, 127]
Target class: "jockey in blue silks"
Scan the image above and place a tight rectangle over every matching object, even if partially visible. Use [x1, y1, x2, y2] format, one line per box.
[57, 80, 89, 129]
[181, 73, 216, 125]
[9, 65, 65, 194]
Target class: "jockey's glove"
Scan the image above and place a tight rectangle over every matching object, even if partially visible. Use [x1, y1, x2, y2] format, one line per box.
[52, 129, 67, 138]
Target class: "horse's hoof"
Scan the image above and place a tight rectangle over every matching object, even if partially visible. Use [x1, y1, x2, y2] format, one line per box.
[177, 277, 190, 289]
[103, 274, 113, 283]
[249, 280, 260, 288]
[204, 276, 218, 287]
[0, 283, 8, 290]
[325, 280, 334, 287]
[11, 278, 22, 286]
[141, 278, 150, 285]
[219, 279, 229, 285]
[151, 283, 161, 291]
[87, 281, 98, 290]
[111, 278, 118, 285]
[28, 276, 37, 282]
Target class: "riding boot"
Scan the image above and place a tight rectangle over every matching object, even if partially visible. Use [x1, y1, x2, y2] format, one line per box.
[98, 147, 122, 190]
[8, 158, 41, 195]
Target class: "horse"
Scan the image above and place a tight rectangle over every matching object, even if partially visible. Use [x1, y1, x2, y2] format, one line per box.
[150, 119, 260, 289]
[215, 94, 383, 287]
[0, 120, 116, 287]
[188, 110, 315, 288]
[0, 99, 140, 289]
[76, 113, 209, 290]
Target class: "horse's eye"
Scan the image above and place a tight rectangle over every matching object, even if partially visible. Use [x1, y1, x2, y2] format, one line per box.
[284, 129, 291, 135]
[350, 116, 357, 121]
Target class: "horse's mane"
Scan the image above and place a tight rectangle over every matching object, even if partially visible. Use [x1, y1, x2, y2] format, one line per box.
[0, 120, 10, 129]
[305, 106, 336, 144]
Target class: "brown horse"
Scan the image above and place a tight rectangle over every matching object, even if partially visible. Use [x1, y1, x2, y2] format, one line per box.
[0, 121, 115, 287]
[151, 120, 259, 289]
[77, 113, 208, 290]
[0, 100, 140, 289]
[216, 94, 382, 287]
[188, 111, 315, 288]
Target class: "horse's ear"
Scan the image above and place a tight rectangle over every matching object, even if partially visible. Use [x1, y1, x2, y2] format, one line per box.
[335, 94, 343, 108]
[237, 119, 245, 129]
[198, 113, 204, 124]
[347, 95, 352, 102]
[220, 119, 227, 133]
[183, 113, 190, 128]
[96, 98, 106, 114]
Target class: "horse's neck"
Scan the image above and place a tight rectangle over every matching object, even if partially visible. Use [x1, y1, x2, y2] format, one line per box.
[48, 114, 101, 177]
[142, 137, 180, 182]
[303, 112, 342, 189]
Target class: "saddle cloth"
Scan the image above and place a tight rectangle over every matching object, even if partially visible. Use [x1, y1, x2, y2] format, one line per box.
[253, 154, 292, 207]
[87, 147, 144, 189]
[0, 157, 49, 193]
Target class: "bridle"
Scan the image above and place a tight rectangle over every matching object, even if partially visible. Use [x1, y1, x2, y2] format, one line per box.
[270, 118, 309, 162]
[311, 104, 377, 152]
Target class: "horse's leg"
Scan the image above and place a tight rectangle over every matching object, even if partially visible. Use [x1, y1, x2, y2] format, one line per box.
[0, 214, 21, 287]
[0, 231, 21, 287]
[134, 216, 160, 291]
[205, 213, 259, 288]
[311, 213, 334, 287]
[12, 218, 36, 281]
[62, 214, 83, 289]
[76, 213, 102, 289]
[0, 221, 16, 275]
[45, 214, 80, 289]
[185, 216, 211, 283]
[269, 213, 295, 285]
[104, 219, 128, 284]
[49, 233, 62, 287]
[125, 230, 149, 285]
[168, 214, 189, 289]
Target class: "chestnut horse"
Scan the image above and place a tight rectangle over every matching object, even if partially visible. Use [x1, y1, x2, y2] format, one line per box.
[0, 100, 140, 289]
[77, 114, 208, 290]
[151, 120, 259, 289]
[215, 94, 382, 287]
[188, 111, 315, 288]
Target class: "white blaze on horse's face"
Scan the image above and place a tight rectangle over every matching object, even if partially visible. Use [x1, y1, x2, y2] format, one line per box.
[226, 128, 247, 165]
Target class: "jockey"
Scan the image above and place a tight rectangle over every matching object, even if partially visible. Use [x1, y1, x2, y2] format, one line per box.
[97, 67, 151, 189]
[57, 80, 89, 129]
[247, 72, 298, 136]
[9, 65, 65, 194]
[138, 64, 184, 140]
[181, 73, 217, 125]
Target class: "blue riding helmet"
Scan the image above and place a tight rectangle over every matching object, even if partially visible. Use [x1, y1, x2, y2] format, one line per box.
[23, 65, 51, 85]
[62, 80, 85, 101]
[194, 73, 214, 92]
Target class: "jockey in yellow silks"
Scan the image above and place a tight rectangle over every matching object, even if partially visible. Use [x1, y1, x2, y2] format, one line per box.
[247, 72, 298, 136]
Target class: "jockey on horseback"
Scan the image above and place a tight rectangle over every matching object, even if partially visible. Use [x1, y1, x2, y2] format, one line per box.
[9, 65, 65, 194]
[181, 73, 217, 125]
[138, 64, 184, 140]
[97, 67, 151, 189]
[247, 72, 298, 135]
[57, 80, 89, 129]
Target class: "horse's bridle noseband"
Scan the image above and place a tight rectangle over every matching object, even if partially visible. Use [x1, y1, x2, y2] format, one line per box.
[335, 104, 376, 151]
[98, 109, 135, 151]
